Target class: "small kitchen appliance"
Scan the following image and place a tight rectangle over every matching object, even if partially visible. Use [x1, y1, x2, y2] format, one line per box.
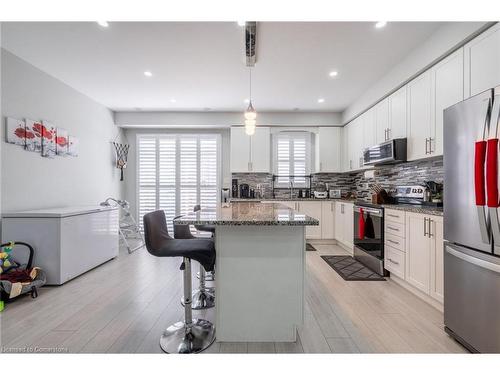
[221, 188, 230, 207]
[394, 183, 442, 206]
[329, 189, 341, 199]
[313, 191, 328, 199]
[232, 179, 238, 198]
[239, 184, 250, 198]
[363, 138, 407, 166]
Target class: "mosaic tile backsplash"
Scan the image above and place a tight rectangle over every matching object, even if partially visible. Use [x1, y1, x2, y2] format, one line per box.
[232, 156, 443, 200]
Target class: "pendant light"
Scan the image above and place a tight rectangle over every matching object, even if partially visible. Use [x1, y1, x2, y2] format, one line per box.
[244, 68, 257, 135]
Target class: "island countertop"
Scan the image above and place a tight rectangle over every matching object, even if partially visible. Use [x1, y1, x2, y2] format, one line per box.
[174, 201, 319, 226]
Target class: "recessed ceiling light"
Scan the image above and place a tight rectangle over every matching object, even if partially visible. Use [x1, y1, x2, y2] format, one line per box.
[318, 98, 325, 103]
[170, 98, 177, 103]
[144, 71, 153, 77]
[329, 71, 338, 77]
[237, 21, 246, 26]
[97, 21, 109, 28]
[375, 21, 387, 29]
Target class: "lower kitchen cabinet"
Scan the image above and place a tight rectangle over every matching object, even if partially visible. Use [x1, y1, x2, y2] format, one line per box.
[404, 212, 443, 302]
[297, 201, 323, 239]
[334, 201, 354, 253]
[321, 201, 336, 240]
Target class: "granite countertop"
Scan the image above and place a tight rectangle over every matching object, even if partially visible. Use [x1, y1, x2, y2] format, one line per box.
[174, 202, 320, 226]
[381, 203, 443, 216]
[230, 197, 355, 202]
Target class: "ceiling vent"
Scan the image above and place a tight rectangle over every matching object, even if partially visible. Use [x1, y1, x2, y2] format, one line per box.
[245, 22, 257, 67]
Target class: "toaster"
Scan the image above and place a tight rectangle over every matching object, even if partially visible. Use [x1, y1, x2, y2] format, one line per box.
[329, 189, 341, 199]
[313, 191, 329, 199]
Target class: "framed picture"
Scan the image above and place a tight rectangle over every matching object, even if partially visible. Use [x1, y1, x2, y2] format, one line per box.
[67, 136, 79, 157]
[56, 128, 69, 156]
[41, 121, 56, 158]
[5, 117, 26, 146]
[25, 119, 43, 152]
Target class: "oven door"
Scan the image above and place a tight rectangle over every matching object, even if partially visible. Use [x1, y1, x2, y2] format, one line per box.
[353, 205, 384, 260]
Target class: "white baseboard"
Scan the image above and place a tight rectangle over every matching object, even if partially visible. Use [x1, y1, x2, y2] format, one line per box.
[389, 275, 443, 312]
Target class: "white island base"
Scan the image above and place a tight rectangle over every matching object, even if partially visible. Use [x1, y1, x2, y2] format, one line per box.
[215, 225, 305, 342]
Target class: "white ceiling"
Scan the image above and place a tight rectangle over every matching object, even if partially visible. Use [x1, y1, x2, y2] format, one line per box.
[2, 22, 445, 112]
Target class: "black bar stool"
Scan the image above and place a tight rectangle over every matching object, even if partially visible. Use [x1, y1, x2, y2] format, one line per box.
[143, 210, 216, 354]
[173, 217, 215, 309]
[193, 204, 216, 282]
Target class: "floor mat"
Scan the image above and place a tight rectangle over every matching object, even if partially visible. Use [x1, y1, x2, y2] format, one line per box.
[321, 255, 385, 281]
[306, 243, 317, 251]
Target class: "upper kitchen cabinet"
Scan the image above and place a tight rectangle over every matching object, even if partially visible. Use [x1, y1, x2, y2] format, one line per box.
[230, 127, 271, 173]
[349, 116, 364, 170]
[407, 49, 464, 161]
[374, 98, 390, 144]
[464, 23, 500, 98]
[362, 109, 376, 154]
[375, 86, 407, 144]
[315, 127, 342, 173]
[431, 48, 464, 156]
[388, 86, 407, 139]
[407, 70, 433, 161]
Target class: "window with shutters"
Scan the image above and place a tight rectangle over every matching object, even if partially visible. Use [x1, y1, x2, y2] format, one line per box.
[273, 132, 312, 188]
[137, 134, 220, 233]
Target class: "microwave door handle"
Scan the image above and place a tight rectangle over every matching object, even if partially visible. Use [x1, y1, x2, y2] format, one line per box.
[475, 98, 492, 244]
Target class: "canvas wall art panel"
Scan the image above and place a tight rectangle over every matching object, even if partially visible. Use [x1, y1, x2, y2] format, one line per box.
[25, 119, 43, 152]
[6, 117, 26, 146]
[41, 121, 56, 158]
[56, 128, 69, 156]
[67, 136, 79, 157]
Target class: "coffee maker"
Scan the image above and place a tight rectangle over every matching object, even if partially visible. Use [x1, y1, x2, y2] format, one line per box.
[239, 184, 250, 198]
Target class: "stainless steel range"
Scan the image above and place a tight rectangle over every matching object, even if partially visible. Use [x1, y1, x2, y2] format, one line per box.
[353, 203, 386, 276]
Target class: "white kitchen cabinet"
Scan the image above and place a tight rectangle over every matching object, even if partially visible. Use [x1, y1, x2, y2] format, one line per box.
[315, 127, 342, 173]
[407, 71, 433, 161]
[334, 201, 354, 253]
[341, 123, 351, 172]
[405, 212, 431, 293]
[348, 117, 364, 171]
[297, 201, 322, 239]
[388, 86, 407, 139]
[464, 23, 500, 98]
[375, 98, 390, 144]
[431, 49, 464, 156]
[251, 127, 271, 172]
[430, 217, 444, 303]
[321, 201, 335, 239]
[230, 127, 270, 173]
[404, 212, 444, 298]
[362, 109, 376, 152]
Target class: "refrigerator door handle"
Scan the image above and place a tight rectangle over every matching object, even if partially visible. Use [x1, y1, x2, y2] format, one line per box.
[446, 244, 500, 274]
[487, 96, 500, 245]
[475, 97, 493, 244]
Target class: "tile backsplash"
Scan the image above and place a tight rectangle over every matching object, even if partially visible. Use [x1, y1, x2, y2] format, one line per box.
[231, 156, 443, 200]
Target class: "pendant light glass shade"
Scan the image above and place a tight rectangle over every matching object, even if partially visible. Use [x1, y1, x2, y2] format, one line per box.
[245, 124, 256, 135]
[244, 101, 257, 120]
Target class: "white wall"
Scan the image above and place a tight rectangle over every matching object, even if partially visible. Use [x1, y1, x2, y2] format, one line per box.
[122, 128, 230, 220]
[1, 49, 124, 212]
[114, 111, 342, 128]
[342, 22, 490, 123]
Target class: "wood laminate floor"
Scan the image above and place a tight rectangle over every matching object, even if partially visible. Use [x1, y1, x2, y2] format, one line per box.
[0, 241, 467, 354]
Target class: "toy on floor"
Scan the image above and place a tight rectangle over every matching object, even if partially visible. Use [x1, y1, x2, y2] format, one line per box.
[0, 242, 14, 273]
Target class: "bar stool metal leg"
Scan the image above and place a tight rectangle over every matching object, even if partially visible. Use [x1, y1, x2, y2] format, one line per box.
[181, 263, 215, 309]
[160, 258, 216, 354]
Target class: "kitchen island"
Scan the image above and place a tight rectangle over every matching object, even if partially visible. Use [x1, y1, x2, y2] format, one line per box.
[175, 201, 319, 342]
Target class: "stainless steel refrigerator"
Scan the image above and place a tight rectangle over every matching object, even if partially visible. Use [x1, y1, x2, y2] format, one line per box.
[444, 86, 500, 353]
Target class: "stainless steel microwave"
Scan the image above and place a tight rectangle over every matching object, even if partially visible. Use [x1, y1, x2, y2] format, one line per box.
[363, 138, 407, 166]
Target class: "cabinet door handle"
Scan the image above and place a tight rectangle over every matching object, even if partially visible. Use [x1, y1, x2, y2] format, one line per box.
[387, 213, 400, 218]
[425, 138, 430, 155]
[428, 218, 433, 238]
[387, 239, 399, 245]
[423, 217, 428, 236]
[384, 128, 387, 141]
[331, 203, 333, 212]
[388, 258, 399, 265]
[387, 128, 391, 140]
[428, 137, 433, 154]
[387, 226, 399, 232]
